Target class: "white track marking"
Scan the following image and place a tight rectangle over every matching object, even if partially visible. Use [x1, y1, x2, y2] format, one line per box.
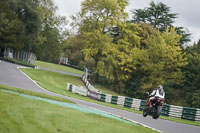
[17, 66, 51, 93]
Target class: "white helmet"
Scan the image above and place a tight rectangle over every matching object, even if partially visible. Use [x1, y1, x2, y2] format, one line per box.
[157, 85, 163, 90]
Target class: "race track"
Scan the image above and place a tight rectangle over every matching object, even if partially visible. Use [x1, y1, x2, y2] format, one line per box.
[0, 60, 199, 133]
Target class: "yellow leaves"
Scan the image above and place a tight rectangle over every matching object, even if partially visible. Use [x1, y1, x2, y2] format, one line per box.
[80, 0, 129, 29]
[162, 27, 181, 46]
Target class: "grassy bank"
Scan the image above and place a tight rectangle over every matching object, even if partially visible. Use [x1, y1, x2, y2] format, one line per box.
[0, 89, 158, 133]
[34, 61, 121, 96]
[35, 60, 84, 75]
[21, 68, 200, 127]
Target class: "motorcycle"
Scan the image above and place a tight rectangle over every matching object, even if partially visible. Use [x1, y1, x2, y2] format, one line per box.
[143, 92, 165, 119]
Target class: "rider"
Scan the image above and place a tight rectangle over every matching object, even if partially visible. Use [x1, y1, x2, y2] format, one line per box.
[148, 85, 165, 106]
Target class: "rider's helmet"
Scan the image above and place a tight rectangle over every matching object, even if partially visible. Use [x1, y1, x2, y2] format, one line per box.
[157, 85, 164, 95]
[157, 85, 163, 90]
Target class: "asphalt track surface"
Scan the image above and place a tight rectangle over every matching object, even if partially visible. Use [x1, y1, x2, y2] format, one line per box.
[0, 60, 200, 133]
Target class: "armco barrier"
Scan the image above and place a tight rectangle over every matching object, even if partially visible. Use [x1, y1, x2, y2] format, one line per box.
[140, 100, 146, 111]
[80, 76, 200, 121]
[195, 109, 200, 121]
[169, 105, 183, 118]
[111, 96, 118, 104]
[117, 96, 125, 106]
[105, 94, 112, 103]
[161, 104, 170, 116]
[88, 84, 95, 91]
[124, 97, 133, 108]
[67, 83, 88, 96]
[182, 107, 197, 121]
[131, 98, 141, 110]
[99, 93, 106, 102]
[86, 81, 89, 87]
[67, 83, 74, 92]
[75, 86, 88, 96]
[89, 91, 100, 100]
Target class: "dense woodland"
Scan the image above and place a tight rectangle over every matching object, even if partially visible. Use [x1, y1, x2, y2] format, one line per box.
[0, 0, 200, 108]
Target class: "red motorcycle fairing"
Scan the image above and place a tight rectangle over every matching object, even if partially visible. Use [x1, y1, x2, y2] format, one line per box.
[145, 97, 165, 108]
[156, 98, 165, 107]
[146, 98, 151, 106]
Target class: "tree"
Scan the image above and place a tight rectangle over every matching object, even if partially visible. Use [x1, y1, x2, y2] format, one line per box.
[8, 0, 41, 51]
[72, 0, 129, 81]
[131, 1, 191, 45]
[140, 27, 187, 90]
[71, 0, 143, 95]
[0, 1, 25, 50]
[132, 1, 177, 31]
[62, 35, 85, 67]
[183, 40, 200, 108]
[33, 0, 68, 62]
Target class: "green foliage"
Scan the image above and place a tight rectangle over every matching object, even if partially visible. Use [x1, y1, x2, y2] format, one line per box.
[71, 0, 189, 100]
[132, 1, 177, 31]
[0, 0, 68, 62]
[140, 27, 187, 89]
[124, 26, 187, 102]
[183, 40, 200, 108]
[62, 35, 85, 67]
[0, 1, 25, 50]
[9, 0, 41, 51]
[32, 0, 68, 62]
[0, 0, 41, 51]
[73, 0, 131, 81]
[73, 0, 142, 86]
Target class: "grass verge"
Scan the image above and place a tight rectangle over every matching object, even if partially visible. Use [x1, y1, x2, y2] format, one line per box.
[93, 83, 122, 96]
[21, 68, 200, 127]
[0, 84, 73, 104]
[0, 87, 159, 133]
[35, 60, 84, 75]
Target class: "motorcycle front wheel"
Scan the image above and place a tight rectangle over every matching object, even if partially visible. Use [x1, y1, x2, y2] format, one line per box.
[152, 106, 162, 119]
[143, 109, 147, 117]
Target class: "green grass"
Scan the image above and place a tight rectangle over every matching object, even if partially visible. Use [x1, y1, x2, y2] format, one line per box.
[35, 60, 121, 95]
[0, 84, 73, 104]
[35, 60, 84, 75]
[0, 89, 158, 133]
[21, 68, 85, 95]
[21, 68, 200, 127]
[93, 83, 122, 96]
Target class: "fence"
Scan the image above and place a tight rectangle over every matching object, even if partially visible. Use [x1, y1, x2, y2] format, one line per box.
[2, 48, 36, 64]
[67, 76, 200, 121]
